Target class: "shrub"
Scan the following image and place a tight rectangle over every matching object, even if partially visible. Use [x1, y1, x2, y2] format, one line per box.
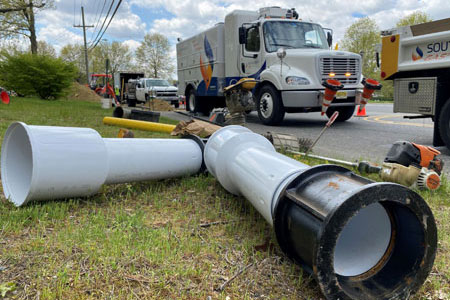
[0, 52, 77, 99]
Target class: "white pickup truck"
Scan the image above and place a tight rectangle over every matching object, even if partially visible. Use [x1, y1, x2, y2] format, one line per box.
[177, 6, 363, 124]
[134, 78, 180, 107]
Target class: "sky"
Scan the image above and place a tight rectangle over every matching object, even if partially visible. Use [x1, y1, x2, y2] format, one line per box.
[24, 0, 450, 65]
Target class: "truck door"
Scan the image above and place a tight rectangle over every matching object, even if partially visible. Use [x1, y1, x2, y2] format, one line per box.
[239, 25, 263, 78]
[135, 80, 145, 101]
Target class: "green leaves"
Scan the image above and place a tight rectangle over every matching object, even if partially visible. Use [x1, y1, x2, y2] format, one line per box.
[0, 52, 77, 99]
[136, 33, 174, 79]
[397, 11, 432, 27]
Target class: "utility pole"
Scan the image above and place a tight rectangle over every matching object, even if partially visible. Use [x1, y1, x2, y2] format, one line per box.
[74, 6, 94, 84]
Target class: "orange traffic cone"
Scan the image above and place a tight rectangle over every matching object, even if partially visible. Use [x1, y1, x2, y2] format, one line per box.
[360, 78, 382, 110]
[321, 79, 344, 116]
[355, 105, 368, 117]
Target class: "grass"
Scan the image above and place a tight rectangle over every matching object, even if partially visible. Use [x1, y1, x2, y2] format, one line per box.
[0, 97, 449, 299]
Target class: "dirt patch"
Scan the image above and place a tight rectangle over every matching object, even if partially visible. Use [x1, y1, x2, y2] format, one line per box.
[147, 99, 174, 111]
[66, 82, 102, 102]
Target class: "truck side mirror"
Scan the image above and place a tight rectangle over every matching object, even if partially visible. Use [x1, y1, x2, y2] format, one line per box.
[327, 32, 333, 47]
[239, 27, 246, 44]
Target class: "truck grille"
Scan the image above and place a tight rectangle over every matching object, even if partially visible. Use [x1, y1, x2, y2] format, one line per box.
[156, 92, 177, 97]
[319, 57, 360, 85]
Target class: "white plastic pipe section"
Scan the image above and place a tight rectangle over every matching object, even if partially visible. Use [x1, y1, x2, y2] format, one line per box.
[204, 125, 307, 225]
[204, 126, 392, 278]
[1, 122, 203, 206]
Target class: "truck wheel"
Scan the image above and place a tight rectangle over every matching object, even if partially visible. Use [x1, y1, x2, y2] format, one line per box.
[326, 105, 355, 122]
[187, 89, 202, 112]
[257, 85, 285, 125]
[438, 100, 450, 150]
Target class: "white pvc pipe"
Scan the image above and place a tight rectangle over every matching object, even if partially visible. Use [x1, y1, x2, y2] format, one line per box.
[204, 125, 308, 225]
[1, 122, 203, 206]
[104, 138, 202, 184]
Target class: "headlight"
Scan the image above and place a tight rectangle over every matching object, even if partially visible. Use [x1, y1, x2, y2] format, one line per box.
[286, 76, 310, 85]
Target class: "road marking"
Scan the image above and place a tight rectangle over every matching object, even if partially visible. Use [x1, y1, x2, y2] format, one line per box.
[364, 114, 433, 128]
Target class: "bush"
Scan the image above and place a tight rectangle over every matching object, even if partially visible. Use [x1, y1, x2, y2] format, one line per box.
[0, 52, 77, 99]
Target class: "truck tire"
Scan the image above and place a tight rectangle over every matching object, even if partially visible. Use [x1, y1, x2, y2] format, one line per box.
[438, 100, 450, 150]
[325, 105, 355, 122]
[257, 85, 285, 125]
[187, 89, 202, 112]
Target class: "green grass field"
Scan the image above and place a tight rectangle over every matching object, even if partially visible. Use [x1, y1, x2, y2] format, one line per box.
[0, 97, 448, 299]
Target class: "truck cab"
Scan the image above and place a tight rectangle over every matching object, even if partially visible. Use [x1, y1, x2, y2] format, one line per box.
[177, 7, 363, 125]
[135, 78, 180, 107]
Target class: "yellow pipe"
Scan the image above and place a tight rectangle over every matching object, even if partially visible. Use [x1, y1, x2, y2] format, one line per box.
[103, 117, 176, 134]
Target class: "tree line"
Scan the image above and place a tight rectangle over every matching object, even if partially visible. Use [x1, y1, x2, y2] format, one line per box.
[1, 1, 174, 82]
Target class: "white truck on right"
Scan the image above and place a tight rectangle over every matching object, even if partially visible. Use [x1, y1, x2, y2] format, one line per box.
[379, 18, 450, 150]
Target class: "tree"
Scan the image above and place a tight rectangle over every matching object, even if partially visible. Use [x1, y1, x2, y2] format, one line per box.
[397, 11, 432, 27]
[0, 52, 77, 99]
[0, 0, 53, 54]
[60, 44, 85, 81]
[341, 17, 380, 79]
[32, 40, 55, 56]
[135, 33, 173, 78]
[89, 41, 133, 75]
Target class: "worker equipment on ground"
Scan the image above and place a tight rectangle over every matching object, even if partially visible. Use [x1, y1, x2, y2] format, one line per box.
[103, 117, 175, 134]
[381, 141, 443, 190]
[360, 78, 382, 110]
[204, 125, 437, 300]
[223, 78, 257, 125]
[0, 122, 205, 206]
[304, 110, 339, 156]
[321, 79, 343, 116]
[290, 140, 443, 191]
[1, 91, 10, 104]
[208, 108, 227, 125]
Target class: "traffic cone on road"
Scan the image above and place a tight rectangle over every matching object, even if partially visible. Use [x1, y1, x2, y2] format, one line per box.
[355, 105, 368, 117]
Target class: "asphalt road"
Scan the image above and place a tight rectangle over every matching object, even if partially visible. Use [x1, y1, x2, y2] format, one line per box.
[163, 103, 450, 174]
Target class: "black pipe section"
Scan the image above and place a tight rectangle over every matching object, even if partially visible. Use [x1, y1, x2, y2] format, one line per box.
[274, 165, 437, 299]
[113, 107, 160, 122]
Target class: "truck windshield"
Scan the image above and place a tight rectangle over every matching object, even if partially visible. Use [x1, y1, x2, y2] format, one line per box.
[146, 79, 170, 87]
[263, 21, 328, 52]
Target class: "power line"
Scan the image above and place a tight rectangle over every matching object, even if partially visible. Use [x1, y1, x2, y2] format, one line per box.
[89, 0, 115, 47]
[90, 0, 107, 43]
[89, 0, 122, 51]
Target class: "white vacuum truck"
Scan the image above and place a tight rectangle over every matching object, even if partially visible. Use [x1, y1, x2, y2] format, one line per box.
[176, 7, 363, 125]
[378, 18, 450, 150]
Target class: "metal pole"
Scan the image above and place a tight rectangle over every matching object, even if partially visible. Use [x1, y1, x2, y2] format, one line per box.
[74, 7, 94, 84]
